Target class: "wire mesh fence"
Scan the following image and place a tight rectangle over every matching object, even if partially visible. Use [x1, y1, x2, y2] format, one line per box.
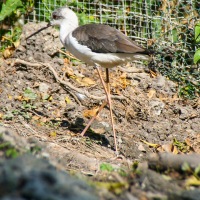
[0, 0, 200, 98]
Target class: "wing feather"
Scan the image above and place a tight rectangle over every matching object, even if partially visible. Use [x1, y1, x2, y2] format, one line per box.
[72, 24, 150, 54]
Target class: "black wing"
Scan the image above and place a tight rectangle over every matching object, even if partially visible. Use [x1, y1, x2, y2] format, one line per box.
[72, 24, 150, 54]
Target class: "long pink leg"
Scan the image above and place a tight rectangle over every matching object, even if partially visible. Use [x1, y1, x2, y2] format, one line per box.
[95, 67, 118, 154]
[80, 100, 107, 136]
[80, 66, 118, 154]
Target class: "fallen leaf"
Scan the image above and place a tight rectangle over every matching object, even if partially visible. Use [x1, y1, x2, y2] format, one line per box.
[64, 58, 70, 65]
[172, 145, 179, 154]
[95, 182, 128, 195]
[147, 89, 156, 99]
[141, 139, 160, 148]
[83, 107, 99, 118]
[65, 96, 71, 104]
[185, 176, 200, 187]
[185, 138, 191, 146]
[40, 117, 48, 123]
[0, 113, 3, 119]
[3, 48, 12, 58]
[49, 131, 57, 137]
[13, 40, 20, 48]
[138, 143, 146, 152]
[32, 115, 40, 121]
[15, 95, 23, 101]
[149, 70, 157, 78]
[161, 143, 173, 152]
[8, 95, 12, 100]
[48, 96, 53, 101]
[81, 77, 96, 86]
[3, 46, 15, 58]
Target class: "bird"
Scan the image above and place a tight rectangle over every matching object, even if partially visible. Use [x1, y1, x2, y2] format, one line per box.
[49, 6, 153, 155]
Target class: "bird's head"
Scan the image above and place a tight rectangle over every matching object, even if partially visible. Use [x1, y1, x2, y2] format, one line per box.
[50, 7, 78, 27]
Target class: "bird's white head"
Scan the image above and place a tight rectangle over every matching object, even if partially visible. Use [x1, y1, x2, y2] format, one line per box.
[50, 6, 78, 28]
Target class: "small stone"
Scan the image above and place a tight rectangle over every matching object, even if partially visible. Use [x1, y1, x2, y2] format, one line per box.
[138, 143, 146, 152]
[39, 83, 49, 93]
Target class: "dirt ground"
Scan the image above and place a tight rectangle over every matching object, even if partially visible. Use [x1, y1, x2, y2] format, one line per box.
[0, 22, 200, 199]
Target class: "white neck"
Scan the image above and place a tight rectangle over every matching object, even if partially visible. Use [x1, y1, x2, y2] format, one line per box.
[60, 19, 78, 45]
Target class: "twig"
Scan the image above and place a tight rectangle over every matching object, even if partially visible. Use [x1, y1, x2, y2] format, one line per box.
[14, 59, 126, 101]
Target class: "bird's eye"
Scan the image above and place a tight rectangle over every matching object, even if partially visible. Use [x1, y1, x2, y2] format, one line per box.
[52, 13, 60, 20]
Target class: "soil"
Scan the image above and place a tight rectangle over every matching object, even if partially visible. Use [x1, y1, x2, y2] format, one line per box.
[0, 22, 200, 199]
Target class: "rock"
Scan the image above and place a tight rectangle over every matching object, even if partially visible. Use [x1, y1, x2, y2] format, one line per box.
[179, 107, 190, 120]
[149, 99, 165, 116]
[0, 154, 98, 200]
[39, 82, 50, 93]
[154, 75, 166, 88]
[0, 126, 29, 152]
[169, 189, 200, 200]
[138, 143, 146, 152]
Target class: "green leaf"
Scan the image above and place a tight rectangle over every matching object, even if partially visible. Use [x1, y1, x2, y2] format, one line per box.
[194, 49, 200, 64]
[100, 163, 115, 172]
[194, 165, 200, 178]
[23, 88, 37, 100]
[195, 23, 200, 43]
[0, 0, 23, 21]
[6, 148, 19, 158]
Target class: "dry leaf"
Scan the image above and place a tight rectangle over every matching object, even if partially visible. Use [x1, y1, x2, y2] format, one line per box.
[141, 139, 160, 148]
[161, 143, 173, 152]
[65, 67, 74, 77]
[64, 58, 70, 65]
[49, 131, 57, 137]
[8, 95, 12, 100]
[83, 107, 99, 118]
[32, 115, 40, 121]
[156, 146, 164, 152]
[0, 113, 3, 119]
[185, 176, 200, 187]
[149, 70, 157, 78]
[40, 117, 48, 123]
[48, 96, 53, 101]
[15, 95, 23, 101]
[13, 40, 20, 48]
[185, 138, 191, 147]
[65, 96, 71, 104]
[147, 89, 156, 99]
[172, 145, 179, 154]
[3, 48, 12, 58]
[81, 77, 96, 86]
[3, 46, 15, 58]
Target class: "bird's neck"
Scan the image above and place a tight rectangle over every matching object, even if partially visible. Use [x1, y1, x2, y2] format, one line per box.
[60, 19, 78, 45]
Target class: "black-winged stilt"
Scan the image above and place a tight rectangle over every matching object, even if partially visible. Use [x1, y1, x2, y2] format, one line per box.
[28, 7, 153, 154]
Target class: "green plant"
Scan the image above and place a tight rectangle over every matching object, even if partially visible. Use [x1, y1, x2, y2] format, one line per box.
[23, 88, 37, 100]
[0, 139, 19, 158]
[0, 0, 22, 21]
[194, 23, 200, 65]
[100, 163, 115, 172]
[0, 0, 34, 20]
[0, 0, 34, 53]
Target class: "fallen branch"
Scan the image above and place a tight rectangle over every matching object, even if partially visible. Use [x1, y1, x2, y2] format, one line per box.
[148, 153, 200, 171]
[14, 59, 126, 101]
